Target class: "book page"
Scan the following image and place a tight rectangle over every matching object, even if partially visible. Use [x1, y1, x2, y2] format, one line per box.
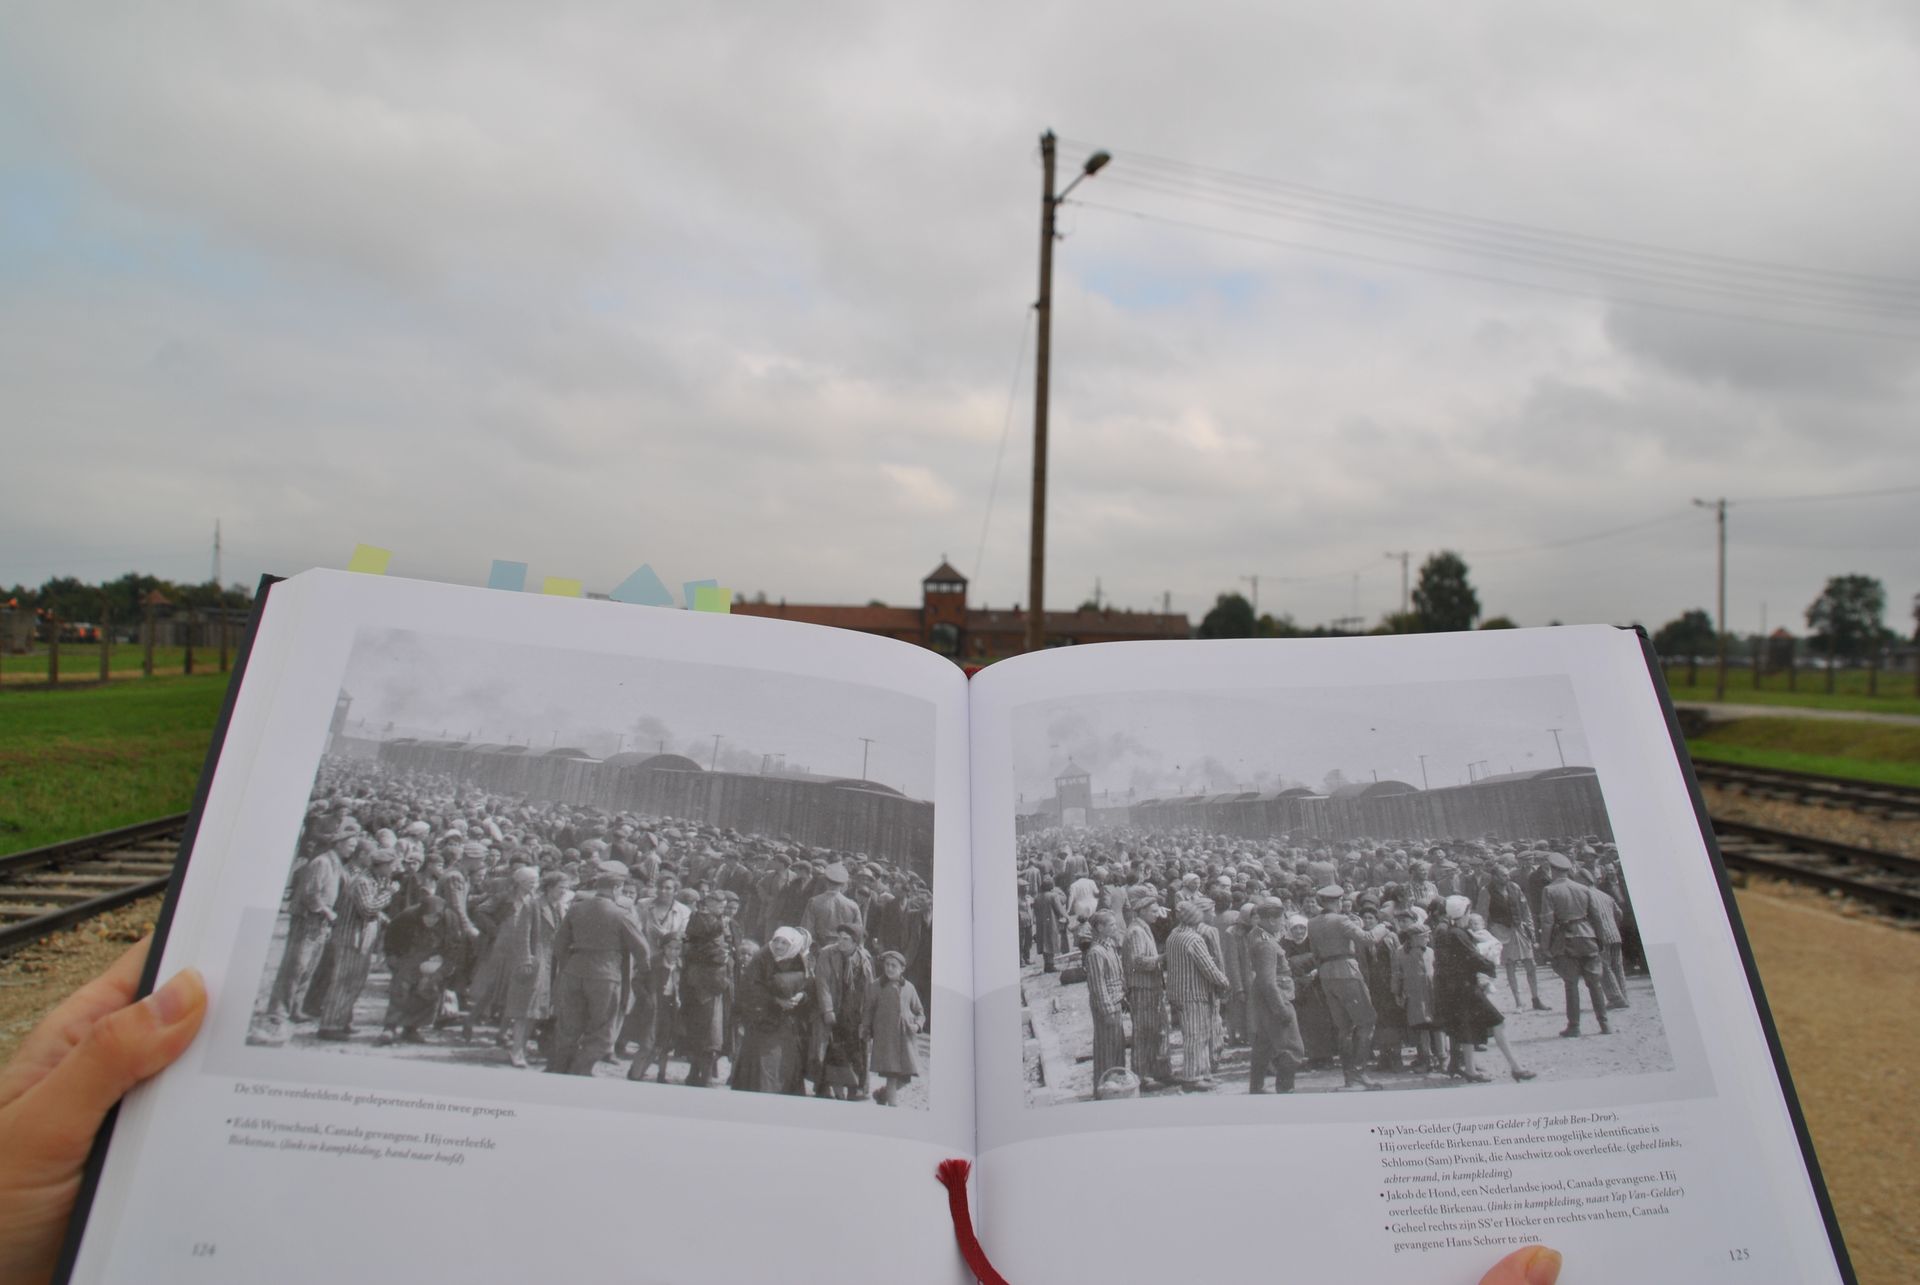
[969, 627, 1843, 1283]
[65, 570, 975, 1285]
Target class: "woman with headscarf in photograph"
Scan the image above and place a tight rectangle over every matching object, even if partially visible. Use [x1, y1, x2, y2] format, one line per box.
[730, 926, 817, 1095]
[1434, 894, 1535, 1083]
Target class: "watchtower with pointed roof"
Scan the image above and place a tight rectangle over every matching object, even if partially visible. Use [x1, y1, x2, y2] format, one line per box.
[921, 558, 968, 656]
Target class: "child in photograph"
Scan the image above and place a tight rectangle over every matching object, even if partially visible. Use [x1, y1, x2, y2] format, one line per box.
[1393, 918, 1442, 1073]
[866, 950, 924, 1106]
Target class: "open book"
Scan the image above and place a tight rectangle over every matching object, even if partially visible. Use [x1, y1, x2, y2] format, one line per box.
[58, 569, 1852, 1283]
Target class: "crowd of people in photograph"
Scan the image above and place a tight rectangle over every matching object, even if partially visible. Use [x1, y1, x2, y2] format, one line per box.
[258, 757, 933, 1105]
[1018, 825, 1643, 1098]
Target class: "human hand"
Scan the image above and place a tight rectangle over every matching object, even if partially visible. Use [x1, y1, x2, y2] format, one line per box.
[0, 937, 207, 1285]
[1479, 1245, 1561, 1284]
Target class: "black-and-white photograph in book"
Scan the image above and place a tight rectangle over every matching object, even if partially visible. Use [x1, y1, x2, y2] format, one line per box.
[1012, 676, 1670, 1107]
[247, 626, 938, 1111]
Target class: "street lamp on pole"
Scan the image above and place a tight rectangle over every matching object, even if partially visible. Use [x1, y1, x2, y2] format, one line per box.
[1026, 130, 1111, 654]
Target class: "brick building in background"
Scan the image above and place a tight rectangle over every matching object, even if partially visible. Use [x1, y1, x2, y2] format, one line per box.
[732, 560, 1190, 664]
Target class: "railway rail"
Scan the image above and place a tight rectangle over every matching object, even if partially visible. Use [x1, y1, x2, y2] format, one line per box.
[1712, 819, 1920, 921]
[0, 814, 189, 956]
[1694, 760, 1920, 819]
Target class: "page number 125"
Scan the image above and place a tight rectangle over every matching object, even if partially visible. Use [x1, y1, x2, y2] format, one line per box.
[1728, 1248, 1750, 1262]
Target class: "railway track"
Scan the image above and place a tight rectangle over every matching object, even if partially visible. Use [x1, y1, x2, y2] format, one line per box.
[1712, 819, 1920, 920]
[1694, 760, 1920, 818]
[0, 814, 189, 956]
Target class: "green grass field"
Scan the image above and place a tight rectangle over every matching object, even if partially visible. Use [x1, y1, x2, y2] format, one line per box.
[0, 675, 232, 856]
[1, 643, 229, 682]
[1661, 666, 1920, 718]
[1687, 717, 1920, 789]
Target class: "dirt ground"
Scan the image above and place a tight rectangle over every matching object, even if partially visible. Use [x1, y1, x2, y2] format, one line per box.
[1, 883, 1914, 1281]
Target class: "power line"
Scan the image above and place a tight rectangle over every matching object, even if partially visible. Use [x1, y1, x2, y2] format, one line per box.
[1729, 482, 1920, 505]
[1095, 170, 1920, 322]
[973, 306, 1035, 586]
[1058, 137, 1920, 299]
[1070, 199, 1920, 344]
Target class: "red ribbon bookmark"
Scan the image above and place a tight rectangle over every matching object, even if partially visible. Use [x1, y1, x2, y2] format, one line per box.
[935, 1159, 1009, 1285]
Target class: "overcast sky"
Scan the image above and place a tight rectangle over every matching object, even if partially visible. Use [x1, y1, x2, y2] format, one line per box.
[1011, 676, 1588, 801]
[3, 2, 1916, 634]
[338, 626, 937, 798]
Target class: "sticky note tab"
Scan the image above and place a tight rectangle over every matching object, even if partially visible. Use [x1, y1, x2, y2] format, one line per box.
[692, 586, 733, 614]
[609, 564, 675, 607]
[682, 579, 718, 610]
[347, 544, 392, 575]
[541, 577, 584, 597]
[487, 560, 528, 592]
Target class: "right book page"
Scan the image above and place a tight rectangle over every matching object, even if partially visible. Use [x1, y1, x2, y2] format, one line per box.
[968, 625, 1848, 1284]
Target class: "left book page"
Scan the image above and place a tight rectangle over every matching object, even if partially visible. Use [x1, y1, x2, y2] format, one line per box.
[60, 569, 976, 1285]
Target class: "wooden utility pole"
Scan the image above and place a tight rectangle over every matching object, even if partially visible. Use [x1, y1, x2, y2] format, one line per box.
[1026, 131, 1058, 655]
[1693, 497, 1728, 700]
[1385, 551, 1411, 619]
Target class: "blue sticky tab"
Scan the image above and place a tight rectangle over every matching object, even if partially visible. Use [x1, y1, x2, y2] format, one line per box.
[681, 579, 718, 610]
[487, 560, 528, 592]
[610, 564, 675, 607]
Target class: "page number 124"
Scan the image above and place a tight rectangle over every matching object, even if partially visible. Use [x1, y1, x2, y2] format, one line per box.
[190, 1242, 216, 1258]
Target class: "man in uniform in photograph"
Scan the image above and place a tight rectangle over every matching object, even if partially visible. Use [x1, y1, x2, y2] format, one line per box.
[1539, 853, 1611, 1037]
[1123, 886, 1172, 1087]
[1246, 899, 1303, 1094]
[548, 862, 653, 1075]
[1308, 884, 1381, 1090]
[1084, 910, 1129, 1096]
[266, 822, 344, 1023]
[801, 862, 862, 948]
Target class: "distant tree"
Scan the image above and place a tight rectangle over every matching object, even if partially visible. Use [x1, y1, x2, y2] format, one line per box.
[1258, 612, 1305, 638]
[1479, 616, 1518, 630]
[1375, 611, 1419, 635]
[1198, 592, 1256, 639]
[866, 599, 887, 608]
[1322, 768, 1349, 794]
[1652, 609, 1717, 660]
[1410, 551, 1479, 632]
[1076, 599, 1101, 613]
[1805, 575, 1886, 664]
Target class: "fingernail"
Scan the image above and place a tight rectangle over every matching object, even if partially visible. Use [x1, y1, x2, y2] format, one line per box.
[1525, 1247, 1563, 1285]
[148, 969, 204, 1025]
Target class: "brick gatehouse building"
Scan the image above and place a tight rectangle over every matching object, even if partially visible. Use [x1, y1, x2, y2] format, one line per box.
[732, 561, 1190, 663]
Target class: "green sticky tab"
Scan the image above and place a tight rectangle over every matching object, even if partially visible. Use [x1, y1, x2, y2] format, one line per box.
[347, 544, 392, 575]
[692, 586, 733, 614]
[541, 577, 584, 597]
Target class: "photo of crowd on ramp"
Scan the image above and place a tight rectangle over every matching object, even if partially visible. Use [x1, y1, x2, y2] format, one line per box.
[247, 627, 939, 1111]
[1013, 676, 1673, 1107]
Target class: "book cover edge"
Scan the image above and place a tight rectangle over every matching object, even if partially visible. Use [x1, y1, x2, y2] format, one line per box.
[1624, 624, 1857, 1283]
[51, 573, 286, 1285]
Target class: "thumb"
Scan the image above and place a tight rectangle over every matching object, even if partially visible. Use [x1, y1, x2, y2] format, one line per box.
[1479, 1246, 1562, 1285]
[14, 969, 207, 1170]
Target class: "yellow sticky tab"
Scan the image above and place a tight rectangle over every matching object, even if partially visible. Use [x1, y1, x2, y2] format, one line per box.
[347, 544, 392, 575]
[692, 586, 733, 614]
[541, 577, 584, 598]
